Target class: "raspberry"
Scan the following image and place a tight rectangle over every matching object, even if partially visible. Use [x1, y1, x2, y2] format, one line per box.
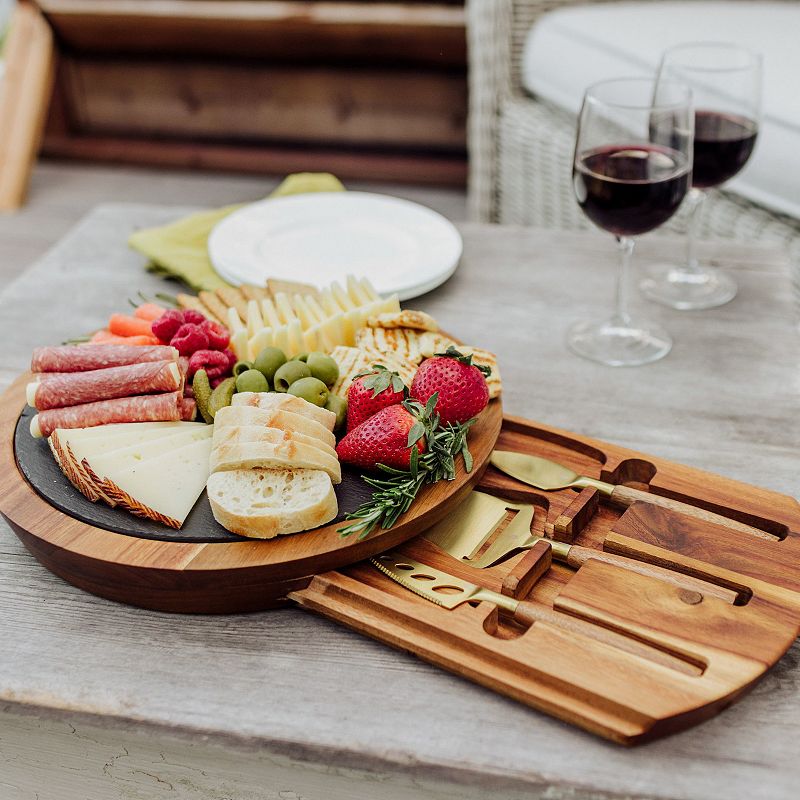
[181, 309, 207, 326]
[151, 309, 185, 343]
[201, 319, 230, 350]
[170, 323, 209, 356]
[188, 349, 230, 380]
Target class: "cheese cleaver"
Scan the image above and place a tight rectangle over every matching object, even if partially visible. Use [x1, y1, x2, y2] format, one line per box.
[490, 450, 772, 540]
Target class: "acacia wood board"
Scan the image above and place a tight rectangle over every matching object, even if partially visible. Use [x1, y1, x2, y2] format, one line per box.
[0, 372, 502, 612]
[291, 415, 800, 745]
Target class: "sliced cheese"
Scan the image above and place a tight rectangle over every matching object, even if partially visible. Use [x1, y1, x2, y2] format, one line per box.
[274, 293, 297, 324]
[260, 298, 283, 330]
[83, 426, 213, 477]
[227, 307, 245, 334]
[347, 274, 371, 305]
[359, 276, 380, 301]
[331, 281, 356, 311]
[232, 328, 249, 361]
[248, 327, 274, 360]
[286, 319, 305, 356]
[97, 437, 213, 529]
[246, 300, 263, 337]
[52, 421, 203, 442]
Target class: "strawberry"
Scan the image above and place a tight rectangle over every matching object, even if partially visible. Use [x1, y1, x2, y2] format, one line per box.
[337, 402, 426, 471]
[410, 346, 490, 426]
[346, 365, 407, 432]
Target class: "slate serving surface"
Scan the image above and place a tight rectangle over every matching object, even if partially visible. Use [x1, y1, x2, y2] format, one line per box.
[14, 406, 372, 543]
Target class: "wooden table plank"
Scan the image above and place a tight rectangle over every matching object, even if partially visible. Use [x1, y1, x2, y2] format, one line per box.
[0, 206, 798, 799]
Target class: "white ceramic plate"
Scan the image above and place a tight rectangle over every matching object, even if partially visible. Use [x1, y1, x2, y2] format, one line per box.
[207, 192, 463, 301]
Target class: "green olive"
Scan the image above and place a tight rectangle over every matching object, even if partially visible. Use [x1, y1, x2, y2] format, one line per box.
[235, 368, 269, 394]
[232, 360, 254, 378]
[291, 352, 309, 362]
[324, 393, 348, 433]
[273, 360, 311, 392]
[288, 377, 329, 407]
[253, 346, 287, 382]
[306, 352, 339, 387]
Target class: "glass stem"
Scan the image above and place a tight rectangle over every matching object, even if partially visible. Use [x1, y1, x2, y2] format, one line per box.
[684, 187, 706, 274]
[613, 236, 634, 326]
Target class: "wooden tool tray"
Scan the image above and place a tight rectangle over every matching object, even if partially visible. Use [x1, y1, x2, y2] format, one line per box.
[292, 415, 800, 744]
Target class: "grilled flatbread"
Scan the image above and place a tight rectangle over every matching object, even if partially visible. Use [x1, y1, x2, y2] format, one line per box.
[355, 327, 424, 363]
[365, 310, 439, 332]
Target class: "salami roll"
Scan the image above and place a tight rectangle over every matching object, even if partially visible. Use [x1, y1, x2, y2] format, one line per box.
[180, 397, 197, 421]
[31, 392, 182, 438]
[27, 361, 182, 411]
[31, 344, 177, 373]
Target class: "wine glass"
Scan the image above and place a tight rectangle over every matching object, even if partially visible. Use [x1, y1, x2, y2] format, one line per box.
[568, 78, 693, 366]
[641, 43, 762, 310]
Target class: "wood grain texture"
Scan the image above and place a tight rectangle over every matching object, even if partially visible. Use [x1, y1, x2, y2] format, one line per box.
[294, 417, 800, 743]
[0, 373, 501, 612]
[0, 209, 799, 798]
[0, 1, 55, 209]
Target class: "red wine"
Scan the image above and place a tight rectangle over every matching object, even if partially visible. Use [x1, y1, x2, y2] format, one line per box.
[574, 146, 690, 237]
[692, 110, 757, 188]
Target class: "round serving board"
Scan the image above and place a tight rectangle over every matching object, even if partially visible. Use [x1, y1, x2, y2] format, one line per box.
[0, 373, 502, 613]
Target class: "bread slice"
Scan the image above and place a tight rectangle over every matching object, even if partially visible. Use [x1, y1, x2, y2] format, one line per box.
[210, 440, 341, 483]
[231, 392, 336, 431]
[212, 424, 337, 460]
[207, 468, 337, 538]
[213, 405, 336, 449]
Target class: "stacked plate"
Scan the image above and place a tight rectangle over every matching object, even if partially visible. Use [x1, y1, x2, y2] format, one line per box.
[208, 192, 463, 301]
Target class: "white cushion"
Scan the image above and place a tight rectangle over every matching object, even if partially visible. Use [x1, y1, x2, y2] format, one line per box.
[522, 2, 800, 219]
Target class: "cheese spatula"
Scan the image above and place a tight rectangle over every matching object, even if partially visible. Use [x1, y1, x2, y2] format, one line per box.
[490, 450, 771, 540]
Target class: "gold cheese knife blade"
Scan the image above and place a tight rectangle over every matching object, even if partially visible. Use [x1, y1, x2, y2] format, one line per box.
[371, 552, 519, 614]
[490, 450, 613, 494]
[421, 490, 534, 562]
[490, 450, 772, 540]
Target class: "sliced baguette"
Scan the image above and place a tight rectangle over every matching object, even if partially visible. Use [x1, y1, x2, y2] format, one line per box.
[210, 440, 341, 483]
[231, 392, 336, 431]
[212, 424, 337, 460]
[213, 405, 336, 449]
[207, 468, 337, 538]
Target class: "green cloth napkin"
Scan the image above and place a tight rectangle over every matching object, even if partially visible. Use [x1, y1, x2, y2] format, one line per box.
[129, 172, 346, 291]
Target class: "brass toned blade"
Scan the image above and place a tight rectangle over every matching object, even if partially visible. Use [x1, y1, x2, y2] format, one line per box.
[490, 450, 580, 490]
[371, 552, 486, 610]
[490, 451, 614, 495]
[421, 490, 520, 560]
[467, 503, 536, 569]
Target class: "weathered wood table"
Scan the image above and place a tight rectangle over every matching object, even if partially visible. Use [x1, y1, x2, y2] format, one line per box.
[1, 204, 798, 800]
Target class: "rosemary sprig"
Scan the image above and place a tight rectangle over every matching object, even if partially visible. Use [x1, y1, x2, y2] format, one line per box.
[339, 397, 476, 540]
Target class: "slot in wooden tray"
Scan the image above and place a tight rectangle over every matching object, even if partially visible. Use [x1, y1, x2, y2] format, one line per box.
[291, 415, 800, 744]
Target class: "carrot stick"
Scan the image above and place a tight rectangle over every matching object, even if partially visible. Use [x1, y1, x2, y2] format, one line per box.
[133, 302, 167, 321]
[89, 330, 160, 346]
[108, 313, 156, 338]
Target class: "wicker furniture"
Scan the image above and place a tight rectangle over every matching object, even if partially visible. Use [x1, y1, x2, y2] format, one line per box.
[466, 0, 800, 295]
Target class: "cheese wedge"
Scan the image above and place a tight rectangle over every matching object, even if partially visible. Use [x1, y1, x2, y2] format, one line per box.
[213, 405, 336, 449]
[83, 426, 213, 479]
[231, 392, 336, 431]
[210, 441, 341, 484]
[52, 421, 203, 441]
[95, 437, 213, 529]
[212, 424, 337, 460]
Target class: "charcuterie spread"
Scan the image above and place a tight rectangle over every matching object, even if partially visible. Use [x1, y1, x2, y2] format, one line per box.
[19, 276, 501, 539]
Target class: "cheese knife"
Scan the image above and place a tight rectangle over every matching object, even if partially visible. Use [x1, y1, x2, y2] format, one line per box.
[490, 450, 772, 540]
[421, 491, 739, 604]
[370, 552, 701, 673]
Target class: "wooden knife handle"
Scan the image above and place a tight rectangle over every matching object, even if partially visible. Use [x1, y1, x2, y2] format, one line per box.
[511, 600, 700, 675]
[609, 484, 774, 541]
[565, 545, 739, 604]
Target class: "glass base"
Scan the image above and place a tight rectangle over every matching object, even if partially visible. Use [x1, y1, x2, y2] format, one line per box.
[566, 317, 672, 367]
[640, 263, 737, 310]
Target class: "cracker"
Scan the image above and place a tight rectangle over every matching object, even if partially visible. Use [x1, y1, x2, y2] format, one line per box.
[365, 309, 439, 332]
